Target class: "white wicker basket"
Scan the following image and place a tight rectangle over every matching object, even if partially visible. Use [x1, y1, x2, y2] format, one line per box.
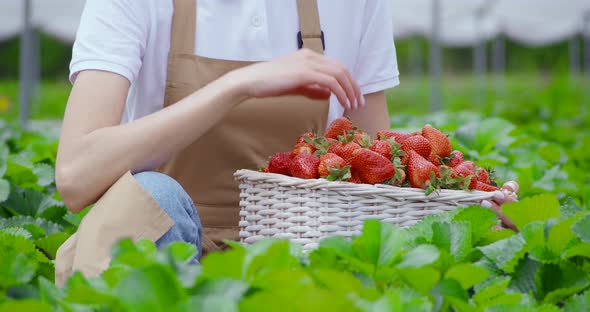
[235, 169, 496, 250]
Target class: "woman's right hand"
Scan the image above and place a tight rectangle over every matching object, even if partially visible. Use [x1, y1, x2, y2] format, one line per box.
[226, 48, 364, 110]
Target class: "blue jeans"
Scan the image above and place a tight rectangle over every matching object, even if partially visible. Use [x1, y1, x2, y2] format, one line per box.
[133, 171, 202, 263]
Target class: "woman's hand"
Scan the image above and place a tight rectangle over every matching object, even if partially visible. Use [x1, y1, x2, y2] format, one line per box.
[226, 48, 363, 110]
[482, 181, 520, 232]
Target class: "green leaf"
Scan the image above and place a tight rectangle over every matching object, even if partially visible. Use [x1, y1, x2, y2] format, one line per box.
[452, 206, 499, 244]
[445, 263, 489, 289]
[535, 262, 590, 304]
[547, 215, 581, 255]
[352, 220, 406, 267]
[472, 276, 512, 306]
[398, 245, 440, 268]
[0, 216, 62, 235]
[164, 241, 198, 263]
[0, 300, 52, 312]
[0, 227, 32, 239]
[399, 267, 441, 295]
[0, 251, 37, 288]
[4, 154, 37, 187]
[562, 241, 590, 259]
[572, 214, 590, 245]
[201, 247, 245, 280]
[2, 186, 64, 218]
[508, 258, 539, 295]
[0, 179, 9, 203]
[430, 279, 469, 310]
[502, 194, 560, 231]
[190, 278, 249, 308]
[114, 266, 185, 312]
[480, 228, 516, 246]
[479, 234, 527, 273]
[36, 232, 70, 259]
[33, 164, 54, 187]
[564, 290, 590, 312]
[431, 222, 472, 261]
[38, 277, 64, 306]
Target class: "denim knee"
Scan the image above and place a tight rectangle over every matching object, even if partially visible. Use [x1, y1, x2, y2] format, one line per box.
[133, 171, 202, 259]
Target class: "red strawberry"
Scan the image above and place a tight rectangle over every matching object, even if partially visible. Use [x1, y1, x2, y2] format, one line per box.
[351, 149, 396, 184]
[401, 135, 432, 159]
[348, 169, 363, 184]
[407, 150, 440, 189]
[318, 153, 347, 178]
[475, 181, 499, 192]
[353, 131, 371, 146]
[449, 150, 464, 167]
[476, 167, 491, 184]
[268, 152, 292, 176]
[377, 130, 411, 144]
[454, 161, 476, 177]
[296, 132, 315, 144]
[328, 141, 361, 165]
[324, 117, 354, 140]
[422, 124, 452, 158]
[428, 152, 440, 166]
[290, 153, 320, 179]
[262, 167, 269, 173]
[370, 140, 392, 159]
[291, 142, 316, 158]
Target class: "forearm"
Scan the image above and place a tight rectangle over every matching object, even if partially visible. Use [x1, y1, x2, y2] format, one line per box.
[57, 73, 246, 212]
[345, 91, 390, 138]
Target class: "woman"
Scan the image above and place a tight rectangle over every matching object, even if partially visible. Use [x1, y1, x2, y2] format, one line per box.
[54, 0, 517, 286]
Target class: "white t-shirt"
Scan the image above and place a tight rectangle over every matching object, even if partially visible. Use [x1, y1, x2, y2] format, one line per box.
[70, 0, 400, 125]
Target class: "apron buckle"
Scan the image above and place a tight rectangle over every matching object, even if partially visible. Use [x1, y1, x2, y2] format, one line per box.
[297, 31, 325, 51]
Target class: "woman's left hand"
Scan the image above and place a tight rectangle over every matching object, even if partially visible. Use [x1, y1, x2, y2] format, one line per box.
[481, 181, 520, 232]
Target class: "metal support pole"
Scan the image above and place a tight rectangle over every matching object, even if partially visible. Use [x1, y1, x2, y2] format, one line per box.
[430, 0, 442, 112]
[492, 36, 506, 96]
[19, 0, 33, 129]
[409, 37, 422, 77]
[569, 36, 580, 78]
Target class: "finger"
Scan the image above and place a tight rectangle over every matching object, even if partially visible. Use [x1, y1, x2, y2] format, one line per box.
[312, 62, 357, 110]
[297, 85, 332, 100]
[301, 71, 349, 109]
[502, 181, 519, 194]
[318, 57, 363, 110]
[481, 199, 518, 232]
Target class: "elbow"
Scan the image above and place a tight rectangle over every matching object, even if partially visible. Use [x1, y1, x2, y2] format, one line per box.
[55, 164, 88, 213]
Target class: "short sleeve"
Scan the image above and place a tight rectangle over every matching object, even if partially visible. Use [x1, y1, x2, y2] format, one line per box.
[69, 0, 149, 84]
[354, 0, 400, 95]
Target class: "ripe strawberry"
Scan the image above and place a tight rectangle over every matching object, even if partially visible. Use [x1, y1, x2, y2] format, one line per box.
[268, 152, 292, 176]
[454, 161, 476, 177]
[449, 150, 464, 167]
[290, 153, 320, 179]
[422, 124, 452, 158]
[353, 131, 371, 146]
[475, 181, 499, 192]
[318, 153, 347, 177]
[370, 140, 392, 159]
[296, 132, 315, 144]
[328, 141, 361, 165]
[324, 117, 354, 140]
[377, 130, 411, 144]
[348, 169, 363, 184]
[428, 152, 441, 166]
[401, 135, 432, 159]
[407, 150, 440, 189]
[351, 149, 396, 184]
[391, 168, 407, 186]
[291, 142, 316, 158]
[476, 167, 491, 184]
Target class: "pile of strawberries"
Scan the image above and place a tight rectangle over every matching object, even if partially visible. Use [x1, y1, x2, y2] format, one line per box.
[262, 117, 499, 194]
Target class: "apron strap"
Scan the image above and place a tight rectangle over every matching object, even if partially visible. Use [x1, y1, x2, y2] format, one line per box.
[296, 0, 325, 54]
[170, 0, 197, 55]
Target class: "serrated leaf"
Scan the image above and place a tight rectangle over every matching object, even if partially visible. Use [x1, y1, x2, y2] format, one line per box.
[5, 154, 37, 187]
[33, 163, 54, 187]
[399, 267, 441, 295]
[445, 263, 489, 289]
[36, 232, 70, 259]
[452, 206, 498, 244]
[480, 228, 516, 246]
[0, 178, 9, 202]
[562, 241, 590, 259]
[398, 245, 440, 268]
[2, 185, 64, 218]
[0, 216, 62, 235]
[0, 251, 37, 288]
[502, 194, 560, 231]
[572, 214, 590, 245]
[473, 276, 511, 306]
[508, 257, 539, 295]
[536, 262, 590, 304]
[564, 290, 590, 312]
[479, 234, 527, 273]
[0, 227, 32, 239]
[352, 220, 407, 267]
[547, 215, 581, 255]
[431, 222, 472, 261]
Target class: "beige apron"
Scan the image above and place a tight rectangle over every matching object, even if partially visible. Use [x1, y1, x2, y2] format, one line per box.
[55, 0, 328, 287]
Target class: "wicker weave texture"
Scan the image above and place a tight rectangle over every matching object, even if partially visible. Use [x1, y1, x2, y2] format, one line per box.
[235, 169, 495, 250]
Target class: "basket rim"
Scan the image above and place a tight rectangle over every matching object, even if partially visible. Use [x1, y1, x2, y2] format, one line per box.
[234, 169, 496, 200]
